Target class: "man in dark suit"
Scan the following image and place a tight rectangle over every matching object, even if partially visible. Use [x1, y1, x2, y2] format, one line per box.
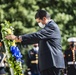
[5, 10, 65, 75]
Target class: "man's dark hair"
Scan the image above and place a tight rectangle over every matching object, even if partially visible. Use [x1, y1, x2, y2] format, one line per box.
[35, 10, 50, 19]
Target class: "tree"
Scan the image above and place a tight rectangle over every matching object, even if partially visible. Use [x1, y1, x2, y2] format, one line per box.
[0, 0, 76, 50]
[0, 0, 76, 68]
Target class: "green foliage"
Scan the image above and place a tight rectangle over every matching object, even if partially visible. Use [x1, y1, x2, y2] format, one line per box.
[0, 0, 76, 72]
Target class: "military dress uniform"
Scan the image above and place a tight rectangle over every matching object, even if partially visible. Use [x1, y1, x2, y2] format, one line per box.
[64, 49, 76, 75]
[0, 52, 6, 75]
[26, 48, 40, 75]
[64, 37, 76, 75]
[0, 42, 6, 75]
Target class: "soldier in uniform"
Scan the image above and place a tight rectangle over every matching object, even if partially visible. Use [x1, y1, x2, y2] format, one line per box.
[0, 42, 6, 75]
[26, 43, 40, 75]
[64, 37, 76, 75]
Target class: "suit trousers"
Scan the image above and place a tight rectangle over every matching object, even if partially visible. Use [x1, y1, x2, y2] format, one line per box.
[67, 65, 76, 75]
[40, 67, 61, 75]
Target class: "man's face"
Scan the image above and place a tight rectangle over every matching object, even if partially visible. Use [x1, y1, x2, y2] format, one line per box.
[36, 17, 46, 28]
[33, 43, 38, 47]
[36, 17, 46, 24]
[0, 42, 2, 47]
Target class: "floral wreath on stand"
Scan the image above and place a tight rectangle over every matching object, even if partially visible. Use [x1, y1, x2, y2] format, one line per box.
[1, 21, 23, 75]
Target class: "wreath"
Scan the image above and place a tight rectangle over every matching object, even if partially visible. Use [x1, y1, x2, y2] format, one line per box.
[1, 21, 23, 75]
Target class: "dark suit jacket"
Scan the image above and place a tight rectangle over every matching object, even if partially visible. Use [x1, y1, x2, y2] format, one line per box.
[21, 20, 65, 71]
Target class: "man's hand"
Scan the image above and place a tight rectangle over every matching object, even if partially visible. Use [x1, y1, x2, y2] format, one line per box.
[5, 35, 22, 42]
[5, 34, 17, 40]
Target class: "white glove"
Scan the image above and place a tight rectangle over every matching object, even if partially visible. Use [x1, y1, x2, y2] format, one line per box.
[64, 74, 67, 75]
[28, 71, 31, 75]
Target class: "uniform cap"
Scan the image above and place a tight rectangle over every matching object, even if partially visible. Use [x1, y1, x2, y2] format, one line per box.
[68, 37, 76, 42]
